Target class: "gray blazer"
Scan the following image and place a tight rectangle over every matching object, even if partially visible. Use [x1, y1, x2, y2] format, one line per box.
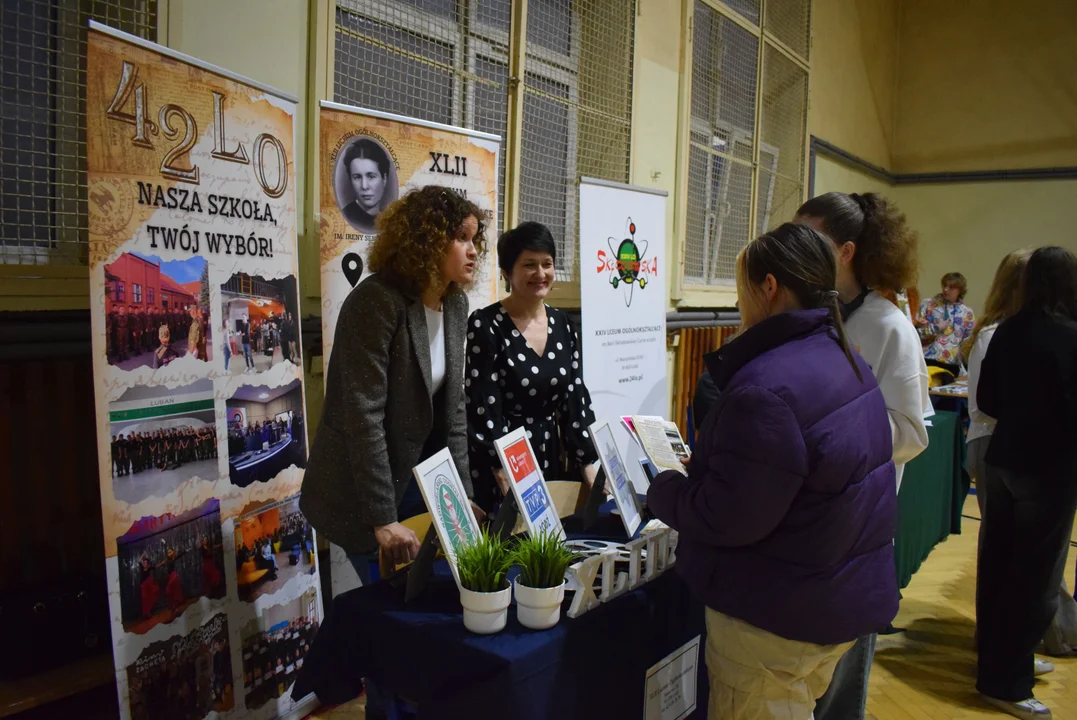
[300, 272, 472, 555]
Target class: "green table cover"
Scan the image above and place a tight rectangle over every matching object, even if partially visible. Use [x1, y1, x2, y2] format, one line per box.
[893, 410, 969, 589]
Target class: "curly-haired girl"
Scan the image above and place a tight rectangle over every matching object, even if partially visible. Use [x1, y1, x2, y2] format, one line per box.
[795, 191, 932, 720]
[302, 184, 488, 575]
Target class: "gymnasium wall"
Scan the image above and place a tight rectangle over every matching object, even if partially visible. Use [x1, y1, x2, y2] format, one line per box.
[808, 0, 900, 171]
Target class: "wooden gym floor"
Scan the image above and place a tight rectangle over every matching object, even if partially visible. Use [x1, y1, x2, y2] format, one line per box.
[311, 493, 1077, 720]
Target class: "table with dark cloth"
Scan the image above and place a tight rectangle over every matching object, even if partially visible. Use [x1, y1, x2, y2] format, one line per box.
[893, 410, 969, 588]
[294, 509, 708, 720]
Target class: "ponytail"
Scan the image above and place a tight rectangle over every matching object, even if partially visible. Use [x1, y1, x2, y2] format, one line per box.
[797, 191, 919, 293]
[823, 289, 863, 382]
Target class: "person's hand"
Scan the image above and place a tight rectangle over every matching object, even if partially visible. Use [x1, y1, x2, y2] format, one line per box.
[580, 463, 598, 489]
[374, 522, 420, 566]
[469, 500, 487, 524]
[679, 456, 691, 473]
[913, 317, 928, 329]
[494, 469, 511, 496]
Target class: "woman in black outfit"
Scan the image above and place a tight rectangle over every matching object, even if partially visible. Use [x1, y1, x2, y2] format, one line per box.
[975, 246, 1077, 719]
[465, 222, 599, 511]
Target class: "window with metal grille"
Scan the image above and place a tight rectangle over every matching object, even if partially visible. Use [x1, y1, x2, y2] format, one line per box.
[0, 0, 158, 266]
[518, 1, 635, 280]
[684, 0, 809, 286]
[333, 0, 635, 282]
[335, 0, 512, 237]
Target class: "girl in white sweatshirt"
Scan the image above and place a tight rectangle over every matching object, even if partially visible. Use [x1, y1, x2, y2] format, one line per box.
[795, 191, 933, 720]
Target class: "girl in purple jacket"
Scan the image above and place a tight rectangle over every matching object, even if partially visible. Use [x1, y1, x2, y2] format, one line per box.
[648, 223, 899, 720]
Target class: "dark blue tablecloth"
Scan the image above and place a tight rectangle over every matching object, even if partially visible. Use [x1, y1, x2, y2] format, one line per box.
[294, 512, 708, 720]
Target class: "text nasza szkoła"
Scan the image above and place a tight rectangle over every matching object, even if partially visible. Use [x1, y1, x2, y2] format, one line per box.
[139, 181, 278, 258]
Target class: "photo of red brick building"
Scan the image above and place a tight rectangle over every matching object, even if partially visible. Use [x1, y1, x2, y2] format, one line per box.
[104, 253, 199, 314]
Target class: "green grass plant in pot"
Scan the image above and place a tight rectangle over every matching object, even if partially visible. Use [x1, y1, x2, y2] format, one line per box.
[455, 528, 513, 634]
[512, 529, 578, 630]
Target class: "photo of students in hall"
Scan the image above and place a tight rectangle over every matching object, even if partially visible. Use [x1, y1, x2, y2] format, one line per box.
[116, 498, 227, 635]
[240, 593, 320, 710]
[126, 613, 233, 720]
[109, 380, 221, 505]
[227, 379, 307, 487]
[105, 252, 212, 371]
[234, 494, 315, 603]
[220, 272, 301, 375]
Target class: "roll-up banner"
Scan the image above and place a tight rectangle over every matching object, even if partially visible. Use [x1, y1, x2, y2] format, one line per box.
[579, 178, 669, 494]
[88, 23, 321, 720]
[317, 102, 500, 595]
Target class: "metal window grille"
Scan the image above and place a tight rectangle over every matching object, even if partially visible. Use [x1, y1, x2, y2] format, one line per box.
[334, 0, 512, 232]
[334, 1, 636, 282]
[519, 0, 635, 281]
[0, 0, 157, 266]
[684, 0, 810, 286]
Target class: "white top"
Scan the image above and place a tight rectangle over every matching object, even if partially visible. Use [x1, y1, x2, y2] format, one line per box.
[966, 323, 997, 442]
[844, 292, 934, 493]
[426, 306, 446, 395]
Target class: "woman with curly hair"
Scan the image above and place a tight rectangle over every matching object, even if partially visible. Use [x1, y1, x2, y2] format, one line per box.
[301, 185, 486, 579]
[795, 191, 933, 720]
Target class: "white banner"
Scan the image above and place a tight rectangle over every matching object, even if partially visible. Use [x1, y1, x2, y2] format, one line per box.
[579, 179, 668, 493]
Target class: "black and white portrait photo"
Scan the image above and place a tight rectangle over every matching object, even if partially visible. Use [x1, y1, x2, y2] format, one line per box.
[334, 136, 398, 234]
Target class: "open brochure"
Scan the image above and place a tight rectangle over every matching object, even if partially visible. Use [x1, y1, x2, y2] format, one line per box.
[631, 415, 690, 475]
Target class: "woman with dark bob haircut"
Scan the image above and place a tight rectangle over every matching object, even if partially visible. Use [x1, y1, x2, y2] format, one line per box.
[465, 221, 599, 511]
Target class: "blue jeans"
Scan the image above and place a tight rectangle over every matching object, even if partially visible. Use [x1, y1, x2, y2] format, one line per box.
[344, 478, 424, 719]
[242, 343, 254, 368]
[814, 633, 875, 720]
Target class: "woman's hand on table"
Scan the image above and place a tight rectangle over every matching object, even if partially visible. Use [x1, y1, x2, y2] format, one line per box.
[374, 522, 421, 566]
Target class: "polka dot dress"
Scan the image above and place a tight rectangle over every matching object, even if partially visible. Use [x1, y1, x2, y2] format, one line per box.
[465, 302, 598, 510]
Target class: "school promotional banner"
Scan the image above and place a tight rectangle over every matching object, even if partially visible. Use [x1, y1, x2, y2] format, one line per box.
[579, 178, 669, 494]
[317, 102, 500, 596]
[317, 101, 501, 367]
[87, 23, 321, 720]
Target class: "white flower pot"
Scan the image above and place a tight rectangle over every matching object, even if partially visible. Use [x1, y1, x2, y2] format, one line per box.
[459, 585, 511, 634]
[514, 578, 566, 630]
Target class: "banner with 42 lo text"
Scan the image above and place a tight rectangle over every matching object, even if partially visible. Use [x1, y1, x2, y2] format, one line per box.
[87, 23, 322, 720]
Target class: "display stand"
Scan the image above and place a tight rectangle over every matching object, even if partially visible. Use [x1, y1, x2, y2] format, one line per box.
[490, 493, 520, 541]
[384, 524, 440, 602]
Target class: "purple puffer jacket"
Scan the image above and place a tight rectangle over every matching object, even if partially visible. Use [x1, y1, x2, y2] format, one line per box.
[648, 309, 898, 646]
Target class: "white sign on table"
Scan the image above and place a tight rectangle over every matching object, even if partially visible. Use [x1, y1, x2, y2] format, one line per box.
[589, 420, 642, 536]
[579, 177, 669, 495]
[644, 635, 701, 720]
[494, 427, 565, 540]
[412, 448, 482, 589]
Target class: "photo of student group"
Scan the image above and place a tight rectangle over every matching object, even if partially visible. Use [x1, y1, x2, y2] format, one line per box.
[227, 378, 307, 488]
[125, 613, 233, 720]
[234, 495, 315, 603]
[115, 498, 227, 635]
[104, 253, 212, 371]
[108, 380, 220, 504]
[220, 272, 301, 375]
[240, 592, 320, 710]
